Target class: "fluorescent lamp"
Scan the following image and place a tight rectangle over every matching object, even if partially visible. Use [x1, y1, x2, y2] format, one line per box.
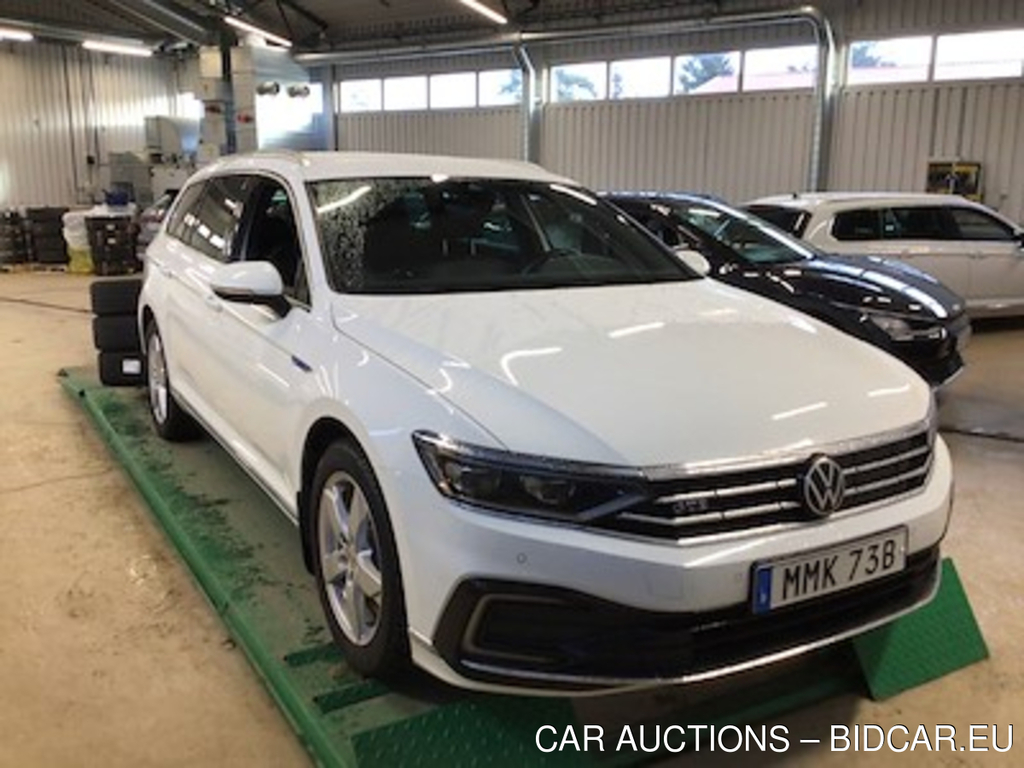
[83, 40, 153, 57]
[0, 26, 33, 42]
[459, 0, 508, 25]
[224, 15, 292, 48]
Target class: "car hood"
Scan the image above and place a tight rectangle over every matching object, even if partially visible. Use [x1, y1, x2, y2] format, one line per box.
[332, 282, 929, 467]
[751, 254, 965, 321]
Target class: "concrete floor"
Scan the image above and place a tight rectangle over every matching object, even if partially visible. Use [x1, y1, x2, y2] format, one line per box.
[0, 272, 1020, 767]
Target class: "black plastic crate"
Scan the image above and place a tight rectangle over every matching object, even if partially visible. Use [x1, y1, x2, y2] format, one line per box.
[25, 206, 68, 223]
[87, 217, 136, 251]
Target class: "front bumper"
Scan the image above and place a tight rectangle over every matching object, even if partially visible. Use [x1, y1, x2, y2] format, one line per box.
[430, 546, 939, 692]
[392, 439, 953, 694]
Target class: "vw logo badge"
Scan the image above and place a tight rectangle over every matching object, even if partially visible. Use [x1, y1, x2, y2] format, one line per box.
[802, 455, 846, 518]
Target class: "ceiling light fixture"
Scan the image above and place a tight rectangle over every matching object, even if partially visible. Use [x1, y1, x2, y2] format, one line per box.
[83, 40, 153, 57]
[0, 26, 33, 42]
[224, 15, 292, 48]
[458, 0, 508, 25]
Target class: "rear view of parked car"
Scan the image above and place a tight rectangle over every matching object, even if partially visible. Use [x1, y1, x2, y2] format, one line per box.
[744, 192, 1024, 317]
[608, 192, 970, 386]
[138, 151, 953, 696]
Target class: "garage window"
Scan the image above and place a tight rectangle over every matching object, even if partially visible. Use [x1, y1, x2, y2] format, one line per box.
[340, 79, 382, 112]
[551, 62, 607, 102]
[743, 45, 818, 91]
[430, 72, 477, 109]
[847, 37, 932, 85]
[610, 57, 671, 99]
[935, 29, 1024, 81]
[479, 68, 522, 106]
[384, 75, 428, 111]
[674, 52, 740, 94]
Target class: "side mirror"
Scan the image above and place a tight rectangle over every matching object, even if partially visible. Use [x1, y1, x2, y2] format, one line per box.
[210, 261, 290, 316]
[674, 247, 711, 276]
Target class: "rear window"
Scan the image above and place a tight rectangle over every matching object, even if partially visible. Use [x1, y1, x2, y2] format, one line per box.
[947, 206, 1017, 241]
[832, 208, 883, 241]
[743, 205, 810, 237]
[888, 206, 952, 240]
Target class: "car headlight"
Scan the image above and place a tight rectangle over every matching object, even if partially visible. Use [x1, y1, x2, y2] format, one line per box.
[865, 312, 944, 342]
[412, 431, 646, 522]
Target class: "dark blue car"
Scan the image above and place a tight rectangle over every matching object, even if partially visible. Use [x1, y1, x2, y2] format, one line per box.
[607, 192, 970, 386]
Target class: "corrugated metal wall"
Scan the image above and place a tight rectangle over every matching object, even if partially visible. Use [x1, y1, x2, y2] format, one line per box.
[540, 92, 813, 200]
[337, 108, 524, 160]
[0, 42, 177, 208]
[831, 82, 1024, 221]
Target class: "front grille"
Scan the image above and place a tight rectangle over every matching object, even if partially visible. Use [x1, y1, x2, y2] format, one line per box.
[595, 429, 933, 540]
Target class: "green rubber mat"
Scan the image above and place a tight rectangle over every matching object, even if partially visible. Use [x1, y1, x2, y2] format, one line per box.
[852, 559, 989, 701]
[60, 367, 986, 766]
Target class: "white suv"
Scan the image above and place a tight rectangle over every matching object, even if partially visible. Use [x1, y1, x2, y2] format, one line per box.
[139, 152, 952, 695]
[744, 192, 1024, 317]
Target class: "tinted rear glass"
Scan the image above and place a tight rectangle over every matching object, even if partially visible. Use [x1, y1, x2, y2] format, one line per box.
[832, 208, 883, 241]
[948, 206, 1017, 241]
[888, 206, 951, 239]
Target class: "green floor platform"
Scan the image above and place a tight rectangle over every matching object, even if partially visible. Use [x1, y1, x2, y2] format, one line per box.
[60, 367, 987, 767]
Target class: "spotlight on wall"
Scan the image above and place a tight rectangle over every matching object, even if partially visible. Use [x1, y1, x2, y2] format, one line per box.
[255, 80, 281, 96]
[0, 26, 34, 42]
[287, 84, 310, 98]
[458, 0, 508, 25]
[83, 40, 153, 57]
[224, 16, 292, 48]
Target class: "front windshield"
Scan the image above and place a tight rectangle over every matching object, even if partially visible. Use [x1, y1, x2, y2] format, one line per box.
[671, 200, 819, 265]
[308, 178, 695, 294]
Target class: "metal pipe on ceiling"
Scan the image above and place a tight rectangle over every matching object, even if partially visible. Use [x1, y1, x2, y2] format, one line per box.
[297, 5, 838, 191]
[101, 0, 213, 46]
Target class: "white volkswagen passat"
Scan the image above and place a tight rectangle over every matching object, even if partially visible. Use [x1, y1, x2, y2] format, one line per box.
[139, 152, 952, 695]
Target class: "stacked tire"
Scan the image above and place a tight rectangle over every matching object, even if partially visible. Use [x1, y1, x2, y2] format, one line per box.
[26, 207, 69, 266]
[1, 210, 29, 266]
[90, 278, 145, 386]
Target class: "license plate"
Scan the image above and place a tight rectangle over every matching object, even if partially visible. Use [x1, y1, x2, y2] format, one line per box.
[752, 528, 907, 614]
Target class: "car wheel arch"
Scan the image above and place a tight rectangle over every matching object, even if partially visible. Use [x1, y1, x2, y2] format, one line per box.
[299, 417, 364, 573]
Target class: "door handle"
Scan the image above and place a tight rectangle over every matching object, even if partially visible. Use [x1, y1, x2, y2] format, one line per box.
[204, 293, 223, 312]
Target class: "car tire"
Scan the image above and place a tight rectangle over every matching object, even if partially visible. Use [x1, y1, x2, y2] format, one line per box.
[98, 351, 145, 387]
[144, 322, 200, 441]
[92, 315, 140, 352]
[311, 441, 409, 679]
[90, 278, 142, 316]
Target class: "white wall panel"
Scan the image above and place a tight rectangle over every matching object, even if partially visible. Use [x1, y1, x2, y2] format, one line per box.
[540, 92, 813, 200]
[0, 43, 176, 208]
[337, 108, 523, 159]
[831, 82, 1024, 221]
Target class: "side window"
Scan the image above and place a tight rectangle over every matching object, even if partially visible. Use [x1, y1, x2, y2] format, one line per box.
[183, 175, 254, 262]
[744, 205, 809, 237]
[832, 209, 883, 241]
[948, 206, 1017, 241]
[165, 182, 205, 242]
[241, 181, 309, 305]
[887, 206, 951, 240]
[616, 204, 680, 247]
